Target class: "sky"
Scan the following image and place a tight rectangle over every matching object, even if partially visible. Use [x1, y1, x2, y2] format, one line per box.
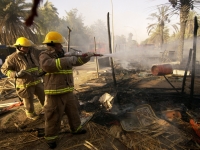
[34, 0, 200, 43]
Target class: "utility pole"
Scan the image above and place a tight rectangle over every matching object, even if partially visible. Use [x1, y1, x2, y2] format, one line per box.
[110, 0, 114, 53]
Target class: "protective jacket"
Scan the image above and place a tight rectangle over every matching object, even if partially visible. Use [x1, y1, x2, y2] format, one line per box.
[1, 48, 43, 91]
[39, 46, 90, 95]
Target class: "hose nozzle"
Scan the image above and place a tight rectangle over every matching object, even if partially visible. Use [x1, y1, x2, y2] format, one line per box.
[81, 53, 103, 57]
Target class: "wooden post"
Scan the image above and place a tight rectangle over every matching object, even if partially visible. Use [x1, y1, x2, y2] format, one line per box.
[107, 12, 116, 87]
[67, 26, 72, 53]
[182, 49, 192, 94]
[190, 16, 198, 102]
[94, 37, 99, 78]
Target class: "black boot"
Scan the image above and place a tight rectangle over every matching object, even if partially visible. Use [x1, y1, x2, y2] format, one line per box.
[47, 141, 57, 149]
[72, 129, 87, 135]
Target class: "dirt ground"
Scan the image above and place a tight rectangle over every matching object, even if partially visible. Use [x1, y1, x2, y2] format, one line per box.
[0, 60, 200, 150]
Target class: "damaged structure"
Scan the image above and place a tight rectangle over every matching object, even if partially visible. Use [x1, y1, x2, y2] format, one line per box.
[1, 57, 200, 149]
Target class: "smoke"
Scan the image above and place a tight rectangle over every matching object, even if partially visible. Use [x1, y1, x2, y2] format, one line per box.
[102, 46, 161, 70]
[101, 38, 200, 70]
[183, 38, 200, 62]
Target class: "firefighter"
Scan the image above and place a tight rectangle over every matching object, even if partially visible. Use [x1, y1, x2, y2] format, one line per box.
[39, 31, 94, 149]
[1, 37, 45, 120]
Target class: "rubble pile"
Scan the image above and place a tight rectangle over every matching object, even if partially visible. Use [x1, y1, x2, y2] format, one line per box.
[0, 78, 17, 101]
[0, 63, 200, 149]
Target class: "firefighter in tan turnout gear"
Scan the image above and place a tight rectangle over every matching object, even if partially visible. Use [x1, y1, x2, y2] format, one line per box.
[39, 31, 94, 149]
[1, 37, 45, 120]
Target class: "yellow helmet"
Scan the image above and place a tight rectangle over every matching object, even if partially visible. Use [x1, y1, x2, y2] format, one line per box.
[43, 31, 65, 44]
[14, 37, 31, 47]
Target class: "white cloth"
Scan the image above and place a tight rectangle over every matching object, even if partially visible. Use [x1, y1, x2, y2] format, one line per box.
[99, 93, 114, 110]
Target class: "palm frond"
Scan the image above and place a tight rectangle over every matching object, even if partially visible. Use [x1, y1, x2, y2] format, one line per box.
[0, 0, 40, 45]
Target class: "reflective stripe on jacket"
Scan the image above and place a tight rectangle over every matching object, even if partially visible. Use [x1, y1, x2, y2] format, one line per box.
[39, 47, 90, 95]
[16, 80, 41, 88]
[1, 48, 43, 89]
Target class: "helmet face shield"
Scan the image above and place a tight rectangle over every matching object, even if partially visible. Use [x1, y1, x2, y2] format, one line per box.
[62, 37, 67, 45]
[29, 40, 37, 47]
[61, 37, 68, 52]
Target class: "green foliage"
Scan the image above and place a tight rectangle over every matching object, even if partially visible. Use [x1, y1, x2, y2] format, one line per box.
[148, 26, 169, 45]
[0, 0, 129, 50]
[169, 0, 193, 62]
[56, 18, 68, 40]
[147, 5, 171, 35]
[60, 9, 90, 47]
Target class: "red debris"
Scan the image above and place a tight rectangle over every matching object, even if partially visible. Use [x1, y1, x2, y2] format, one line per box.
[190, 119, 200, 137]
[0, 102, 24, 115]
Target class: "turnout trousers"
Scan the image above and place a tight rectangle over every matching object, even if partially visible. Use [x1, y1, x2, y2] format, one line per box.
[44, 92, 81, 139]
[19, 83, 45, 113]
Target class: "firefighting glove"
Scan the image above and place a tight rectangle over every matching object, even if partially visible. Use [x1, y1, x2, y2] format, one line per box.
[15, 70, 26, 78]
[84, 52, 94, 58]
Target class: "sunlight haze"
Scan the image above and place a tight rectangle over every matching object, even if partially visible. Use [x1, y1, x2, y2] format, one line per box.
[29, 0, 200, 43]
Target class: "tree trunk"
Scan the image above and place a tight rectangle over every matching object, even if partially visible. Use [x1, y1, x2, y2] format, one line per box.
[177, 5, 190, 63]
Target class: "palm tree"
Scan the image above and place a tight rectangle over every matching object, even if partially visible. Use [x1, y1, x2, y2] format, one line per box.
[148, 26, 170, 47]
[168, 0, 199, 62]
[185, 11, 198, 39]
[147, 5, 177, 48]
[0, 0, 40, 45]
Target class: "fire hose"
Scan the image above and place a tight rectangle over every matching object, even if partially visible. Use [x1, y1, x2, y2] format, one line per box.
[68, 48, 103, 57]
[65, 53, 103, 57]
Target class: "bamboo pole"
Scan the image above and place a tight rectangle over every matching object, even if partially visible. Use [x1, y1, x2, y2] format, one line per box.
[107, 12, 116, 87]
